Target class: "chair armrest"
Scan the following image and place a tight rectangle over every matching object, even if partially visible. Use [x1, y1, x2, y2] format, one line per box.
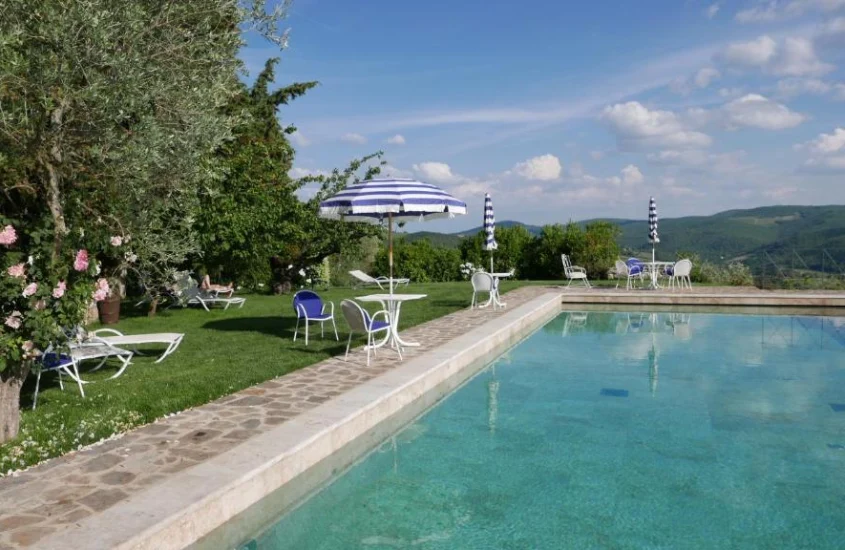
[323, 301, 335, 318]
[369, 310, 390, 330]
[296, 303, 308, 320]
[570, 266, 587, 273]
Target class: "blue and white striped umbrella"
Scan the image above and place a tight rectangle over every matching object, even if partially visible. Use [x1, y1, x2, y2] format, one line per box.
[648, 196, 659, 244]
[483, 193, 497, 251]
[319, 178, 467, 222]
[319, 178, 467, 292]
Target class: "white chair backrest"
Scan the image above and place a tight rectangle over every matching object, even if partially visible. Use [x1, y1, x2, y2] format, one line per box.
[471, 272, 494, 292]
[674, 259, 692, 277]
[340, 299, 369, 332]
[349, 270, 375, 283]
[561, 254, 573, 274]
[614, 260, 628, 276]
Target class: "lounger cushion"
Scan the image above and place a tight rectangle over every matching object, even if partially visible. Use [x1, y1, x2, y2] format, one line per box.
[42, 353, 73, 370]
[369, 320, 390, 331]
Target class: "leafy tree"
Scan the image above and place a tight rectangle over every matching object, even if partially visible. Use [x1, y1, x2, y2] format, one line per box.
[581, 221, 621, 278]
[0, 0, 274, 442]
[375, 238, 461, 282]
[459, 225, 533, 275]
[522, 223, 585, 279]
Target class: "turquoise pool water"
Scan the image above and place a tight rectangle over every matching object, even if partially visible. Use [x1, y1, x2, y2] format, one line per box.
[241, 311, 845, 549]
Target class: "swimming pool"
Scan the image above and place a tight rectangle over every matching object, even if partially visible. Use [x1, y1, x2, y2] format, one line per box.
[234, 311, 845, 549]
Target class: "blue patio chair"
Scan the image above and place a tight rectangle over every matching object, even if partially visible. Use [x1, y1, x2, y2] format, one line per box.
[292, 290, 338, 345]
[340, 299, 395, 366]
[33, 346, 86, 409]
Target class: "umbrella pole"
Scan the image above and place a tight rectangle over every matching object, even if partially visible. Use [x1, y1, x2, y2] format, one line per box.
[490, 251, 494, 273]
[388, 212, 394, 295]
[652, 244, 656, 288]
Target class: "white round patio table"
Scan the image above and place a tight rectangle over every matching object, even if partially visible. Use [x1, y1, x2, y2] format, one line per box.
[481, 272, 512, 308]
[645, 261, 675, 289]
[355, 293, 427, 349]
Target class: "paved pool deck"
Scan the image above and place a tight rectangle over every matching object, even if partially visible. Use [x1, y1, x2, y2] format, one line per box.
[1, 285, 843, 549]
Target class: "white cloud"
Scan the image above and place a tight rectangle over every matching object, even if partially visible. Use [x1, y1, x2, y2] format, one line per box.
[777, 77, 832, 97]
[647, 150, 752, 174]
[621, 164, 644, 185]
[694, 67, 721, 88]
[379, 164, 413, 178]
[290, 131, 311, 147]
[835, 83, 845, 100]
[412, 161, 457, 184]
[719, 35, 777, 66]
[800, 127, 845, 154]
[705, 3, 721, 18]
[719, 87, 745, 98]
[340, 132, 367, 144]
[601, 101, 712, 150]
[797, 128, 845, 171]
[772, 37, 834, 77]
[513, 154, 562, 181]
[721, 94, 805, 130]
[386, 134, 406, 145]
[736, 0, 845, 23]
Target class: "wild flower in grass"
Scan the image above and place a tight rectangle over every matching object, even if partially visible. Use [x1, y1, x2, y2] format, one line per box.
[110, 235, 123, 247]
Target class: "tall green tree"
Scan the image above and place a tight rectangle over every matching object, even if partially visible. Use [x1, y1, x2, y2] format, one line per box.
[0, 0, 276, 442]
[198, 58, 384, 291]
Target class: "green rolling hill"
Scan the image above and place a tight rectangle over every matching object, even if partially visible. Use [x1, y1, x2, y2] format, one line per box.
[406, 205, 845, 274]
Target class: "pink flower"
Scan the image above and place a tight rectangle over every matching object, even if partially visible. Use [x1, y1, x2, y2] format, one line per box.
[52, 280, 66, 299]
[93, 278, 111, 301]
[7, 263, 25, 278]
[110, 235, 123, 247]
[73, 249, 89, 272]
[22, 340, 34, 352]
[22, 282, 37, 297]
[0, 225, 17, 246]
[34, 299, 47, 310]
[4, 311, 22, 329]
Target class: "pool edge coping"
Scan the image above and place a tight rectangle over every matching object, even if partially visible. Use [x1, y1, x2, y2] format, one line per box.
[38, 291, 563, 550]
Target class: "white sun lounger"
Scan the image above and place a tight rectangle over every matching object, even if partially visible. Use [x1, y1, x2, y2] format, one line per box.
[88, 329, 184, 364]
[348, 270, 410, 289]
[185, 288, 246, 311]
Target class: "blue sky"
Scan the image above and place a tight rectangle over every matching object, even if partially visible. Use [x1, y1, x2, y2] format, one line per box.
[241, 0, 845, 232]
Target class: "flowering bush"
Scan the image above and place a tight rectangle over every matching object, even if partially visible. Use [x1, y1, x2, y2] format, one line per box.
[1, 222, 104, 383]
[460, 262, 485, 280]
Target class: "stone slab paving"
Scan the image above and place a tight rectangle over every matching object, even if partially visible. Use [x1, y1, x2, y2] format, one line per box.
[0, 286, 552, 549]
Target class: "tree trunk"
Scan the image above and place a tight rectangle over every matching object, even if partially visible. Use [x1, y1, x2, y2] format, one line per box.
[148, 297, 159, 317]
[44, 102, 68, 261]
[0, 368, 27, 444]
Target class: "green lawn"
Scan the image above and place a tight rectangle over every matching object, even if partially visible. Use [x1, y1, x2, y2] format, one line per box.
[1, 280, 538, 472]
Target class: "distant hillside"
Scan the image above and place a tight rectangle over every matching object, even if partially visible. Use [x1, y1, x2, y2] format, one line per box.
[405, 205, 845, 272]
[404, 220, 542, 247]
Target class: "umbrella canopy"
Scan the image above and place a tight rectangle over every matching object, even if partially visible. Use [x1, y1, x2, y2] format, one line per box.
[319, 178, 467, 292]
[483, 193, 497, 272]
[648, 196, 659, 244]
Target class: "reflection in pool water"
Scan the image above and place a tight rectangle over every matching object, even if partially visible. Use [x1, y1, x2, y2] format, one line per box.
[238, 311, 845, 549]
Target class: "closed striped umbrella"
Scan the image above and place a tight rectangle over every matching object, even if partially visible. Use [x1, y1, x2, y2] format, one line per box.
[319, 178, 467, 293]
[648, 196, 659, 244]
[483, 193, 497, 272]
[648, 196, 659, 288]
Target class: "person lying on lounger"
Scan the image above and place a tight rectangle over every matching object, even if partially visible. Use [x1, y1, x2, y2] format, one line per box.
[201, 274, 234, 296]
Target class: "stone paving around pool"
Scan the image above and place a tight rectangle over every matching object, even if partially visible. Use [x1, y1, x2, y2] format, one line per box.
[0, 286, 552, 549]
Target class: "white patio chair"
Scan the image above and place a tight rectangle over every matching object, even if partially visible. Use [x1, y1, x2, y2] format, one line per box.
[69, 340, 135, 379]
[185, 287, 246, 310]
[562, 254, 591, 288]
[292, 290, 339, 345]
[669, 259, 693, 290]
[340, 299, 394, 366]
[614, 260, 644, 290]
[85, 329, 184, 363]
[470, 272, 496, 309]
[348, 270, 409, 289]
